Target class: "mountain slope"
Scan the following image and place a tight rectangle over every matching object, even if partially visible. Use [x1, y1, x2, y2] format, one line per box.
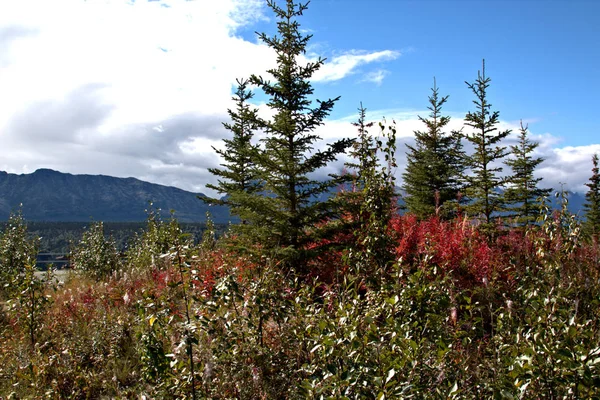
[0, 169, 229, 222]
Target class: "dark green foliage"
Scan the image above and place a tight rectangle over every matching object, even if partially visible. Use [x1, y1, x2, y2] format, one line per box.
[204, 79, 261, 224]
[345, 105, 378, 187]
[403, 79, 464, 219]
[462, 60, 511, 228]
[238, 0, 353, 269]
[504, 121, 552, 225]
[584, 153, 600, 238]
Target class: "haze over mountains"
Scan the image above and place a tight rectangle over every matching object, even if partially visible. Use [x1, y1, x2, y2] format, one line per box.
[0, 169, 229, 223]
[0, 169, 588, 223]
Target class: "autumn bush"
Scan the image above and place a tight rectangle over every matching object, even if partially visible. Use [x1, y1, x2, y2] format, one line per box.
[1, 200, 600, 398]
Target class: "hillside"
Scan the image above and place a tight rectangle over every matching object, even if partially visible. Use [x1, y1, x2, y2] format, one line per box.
[0, 169, 230, 222]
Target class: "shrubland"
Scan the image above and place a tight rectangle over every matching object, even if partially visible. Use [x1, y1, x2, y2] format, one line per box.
[1, 0, 600, 398]
[0, 193, 599, 399]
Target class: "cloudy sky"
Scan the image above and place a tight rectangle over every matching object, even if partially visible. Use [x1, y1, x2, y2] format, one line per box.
[1, 0, 599, 197]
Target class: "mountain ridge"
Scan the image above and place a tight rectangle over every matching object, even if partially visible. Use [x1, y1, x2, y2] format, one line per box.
[0, 169, 229, 223]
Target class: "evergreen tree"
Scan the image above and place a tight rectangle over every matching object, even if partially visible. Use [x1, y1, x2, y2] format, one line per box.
[462, 61, 511, 227]
[584, 153, 600, 238]
[203, 79, 261, 223]
[504, 121, 551, 225]
[402, 79, 464, 219]
[239, 0, 353, 269]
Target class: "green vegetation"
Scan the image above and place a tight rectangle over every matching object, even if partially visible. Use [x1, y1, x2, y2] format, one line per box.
[204, 78, 261, 224]
[343, 105, 398, 280]
[2, 195, 599, 398]
[504, 121, 552, 225]
[584, 153, 600, 238]
[1, 1, 599, 399]
[0, 208, 39, 299]
[461, 61, 512, 230]
[235, 0, 353, 271]
[403, 79, 464, 219]
[71, 222, 120, 280]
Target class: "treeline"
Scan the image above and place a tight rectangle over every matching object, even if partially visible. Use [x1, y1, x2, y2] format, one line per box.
[1, 220, 224, 254]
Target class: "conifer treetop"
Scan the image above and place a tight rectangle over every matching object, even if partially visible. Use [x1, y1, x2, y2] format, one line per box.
[231, 0, 353, 270]
[584, 153, 600, 238]
[504, 121, 551, 225]
[462, 60, 511, 227]
[403, 78, 464, 219]
[204, 78, 261, 214]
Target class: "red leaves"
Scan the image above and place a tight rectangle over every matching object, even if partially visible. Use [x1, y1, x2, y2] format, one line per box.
[391, 214, 504, 288]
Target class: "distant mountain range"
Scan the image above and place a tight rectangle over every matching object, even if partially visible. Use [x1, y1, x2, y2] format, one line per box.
[394, 189, 588, 220]
[0, 169, 589, 223]
[0, 169, 229, 223]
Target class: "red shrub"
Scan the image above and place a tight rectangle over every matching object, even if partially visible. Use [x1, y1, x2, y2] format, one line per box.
[390, 215, 508, 289]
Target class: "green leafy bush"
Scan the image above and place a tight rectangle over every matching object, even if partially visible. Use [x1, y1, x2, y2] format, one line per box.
[71, 221, 121, 280]
[0, 208, 38, 299]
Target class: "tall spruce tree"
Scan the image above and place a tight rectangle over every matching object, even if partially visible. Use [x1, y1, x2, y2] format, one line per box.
[504, 121, 551, 225]
[239, 0, 353, 269]
[204, 79, 261, 223]
[462, 61, 511, 227]
[584, 153, 600, 238]
[402, 79, 464, 219]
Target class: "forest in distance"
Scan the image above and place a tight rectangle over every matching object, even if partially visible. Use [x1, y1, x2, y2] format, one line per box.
[2, 221, 223, 254]
[1, 0, 600, 398]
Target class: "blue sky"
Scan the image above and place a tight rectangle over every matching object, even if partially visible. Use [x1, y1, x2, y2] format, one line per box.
[242, 0, 600, 145]
[0, 0, 598, 196]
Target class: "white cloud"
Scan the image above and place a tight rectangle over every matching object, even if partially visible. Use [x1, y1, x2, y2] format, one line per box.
[0, 0, 405, 199]
[361, 69, 389, 86]
[539, 145, 600, 193]
[311, 50, 400, 82]
[0, 0, 594, 204]
[0, 0, 272, 194]
[310, 109, 600, 195]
